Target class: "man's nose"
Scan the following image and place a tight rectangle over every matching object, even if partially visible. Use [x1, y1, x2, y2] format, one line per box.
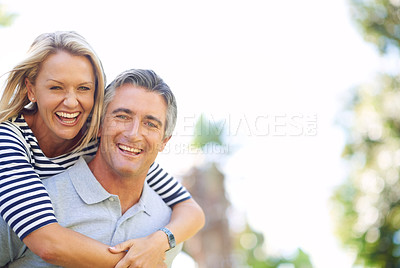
[125, 119, 143, 138]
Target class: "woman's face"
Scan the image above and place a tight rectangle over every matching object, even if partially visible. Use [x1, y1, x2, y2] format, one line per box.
[26, 51, 95, 143]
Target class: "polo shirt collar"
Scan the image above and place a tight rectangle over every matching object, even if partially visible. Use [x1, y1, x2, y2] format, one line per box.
[135, 182, 152, 216]
[68, 157, 152, 217]
[68, 157, 112, 204]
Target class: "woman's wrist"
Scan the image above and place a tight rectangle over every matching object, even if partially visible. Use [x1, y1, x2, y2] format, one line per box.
[158, 227, 176, 251]
[150, 229, 171, 252]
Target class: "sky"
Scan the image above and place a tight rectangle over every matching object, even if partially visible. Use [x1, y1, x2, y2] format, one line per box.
[0, 0, 393, 267]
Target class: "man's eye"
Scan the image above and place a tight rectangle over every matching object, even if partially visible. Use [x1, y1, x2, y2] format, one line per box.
[116, 115, 128, 119]
[147, 122, 157, 128]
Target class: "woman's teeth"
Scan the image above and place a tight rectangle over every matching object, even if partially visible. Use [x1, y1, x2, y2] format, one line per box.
[56, 112, 80, 118]
[56, 112, 80, 123]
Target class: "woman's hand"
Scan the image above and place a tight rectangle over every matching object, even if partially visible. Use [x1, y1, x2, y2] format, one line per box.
[109, 231, 168, 268]
[109, 198, 205, 268]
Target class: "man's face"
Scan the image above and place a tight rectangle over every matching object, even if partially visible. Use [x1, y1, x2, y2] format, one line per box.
[98, 84, 170, 179]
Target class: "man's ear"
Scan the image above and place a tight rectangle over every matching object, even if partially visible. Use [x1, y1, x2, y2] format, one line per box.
[158, 136, 171, 152]
[98, 125, 103, 138]
[25, 78, 36, 102]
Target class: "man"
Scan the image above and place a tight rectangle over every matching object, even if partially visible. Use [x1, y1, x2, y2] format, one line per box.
[0, 69, 185, 267]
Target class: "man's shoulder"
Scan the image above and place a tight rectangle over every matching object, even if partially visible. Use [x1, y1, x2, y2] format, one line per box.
[142, 182, 171, 213]
[42, 157, 90, 205]
[42, 163, 73, 188]
[137, 182, 172, 224]
[0, 215, 26, 266]
[42, 168, 76, 209]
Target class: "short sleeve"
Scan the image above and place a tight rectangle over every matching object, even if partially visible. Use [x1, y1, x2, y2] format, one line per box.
[146, 163, 191, 207]
[0, 123, 57, 240]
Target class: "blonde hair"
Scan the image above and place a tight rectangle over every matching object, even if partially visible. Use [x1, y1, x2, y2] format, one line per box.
[0, 31, 105, 152]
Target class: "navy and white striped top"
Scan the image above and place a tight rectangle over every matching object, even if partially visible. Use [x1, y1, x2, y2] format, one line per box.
[0, 114, 191, 240]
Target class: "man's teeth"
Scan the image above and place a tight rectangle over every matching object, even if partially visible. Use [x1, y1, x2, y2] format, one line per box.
[56, 112, 80, 118]
[119, 144, 141, 153]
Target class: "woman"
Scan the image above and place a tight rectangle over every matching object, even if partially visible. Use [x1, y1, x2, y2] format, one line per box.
[0, 31, 205, 267]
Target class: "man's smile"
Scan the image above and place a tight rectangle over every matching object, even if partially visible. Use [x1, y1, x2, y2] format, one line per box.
[118, 143, 143, 155]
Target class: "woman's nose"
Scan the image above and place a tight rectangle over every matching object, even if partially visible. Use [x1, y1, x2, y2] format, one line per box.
[63, 91, 79, 108]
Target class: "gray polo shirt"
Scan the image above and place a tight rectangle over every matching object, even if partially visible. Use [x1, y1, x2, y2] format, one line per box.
[0, 157, 182, 267]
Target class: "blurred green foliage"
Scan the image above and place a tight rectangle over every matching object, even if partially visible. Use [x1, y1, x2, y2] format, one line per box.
[192, 114, 224, 149]
[349, 0, 400, 53]
[332, 0, 400, 266]
[233, 224, 314, 268]
[333, 73, 400, 267]
[0, 3, 16, 27]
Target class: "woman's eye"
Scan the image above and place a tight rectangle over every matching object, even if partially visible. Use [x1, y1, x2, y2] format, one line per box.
[79, 86, 91, 91]
[50, 86, 62, 90]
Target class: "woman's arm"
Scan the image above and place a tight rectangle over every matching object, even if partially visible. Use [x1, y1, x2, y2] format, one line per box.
[110, 197, 205, 268]
[109, 164, 205, 267]
[0, 123, 136, 267]
[22, 200, 204, 268]
[23, 223, 126, 268]
[163, 198, 205, 245]
[146, 163, 206, 245]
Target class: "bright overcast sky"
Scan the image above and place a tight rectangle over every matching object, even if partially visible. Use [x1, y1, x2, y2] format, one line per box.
[0, 0, 392, 267]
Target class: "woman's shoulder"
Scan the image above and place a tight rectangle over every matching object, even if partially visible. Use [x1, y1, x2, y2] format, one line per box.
[1, 114, 26, 127]
[0, 115, 21, 131]
[0, 114, 30, 143]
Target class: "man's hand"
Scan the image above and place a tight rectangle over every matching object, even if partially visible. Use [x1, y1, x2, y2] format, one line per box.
[109, 231, 169, 268]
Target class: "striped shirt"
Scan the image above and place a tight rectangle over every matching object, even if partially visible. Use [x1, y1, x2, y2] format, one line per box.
[0, 114, 191, 240]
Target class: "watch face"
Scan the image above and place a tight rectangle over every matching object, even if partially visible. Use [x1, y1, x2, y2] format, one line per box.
[168, 232, 176, 248]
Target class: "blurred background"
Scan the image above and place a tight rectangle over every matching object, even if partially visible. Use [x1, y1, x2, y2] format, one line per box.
[1, 0, 400, 267]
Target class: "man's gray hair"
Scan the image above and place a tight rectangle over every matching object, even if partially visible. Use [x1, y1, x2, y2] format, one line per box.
[103, 69, 177, 138]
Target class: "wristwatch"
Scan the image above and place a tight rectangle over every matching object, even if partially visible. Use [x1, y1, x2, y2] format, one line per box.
[159, 227, 176, 250]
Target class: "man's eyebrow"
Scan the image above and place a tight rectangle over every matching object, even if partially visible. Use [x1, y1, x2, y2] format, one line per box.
[145, 115, 163, 127]
[111, 108, 133, 115]
[111, 109, 163, 126]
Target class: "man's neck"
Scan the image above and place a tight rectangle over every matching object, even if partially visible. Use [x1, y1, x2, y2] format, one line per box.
[88, 157, 147, 215]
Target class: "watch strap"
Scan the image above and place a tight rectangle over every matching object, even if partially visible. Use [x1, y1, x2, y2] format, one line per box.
[159, 227, 176, 250]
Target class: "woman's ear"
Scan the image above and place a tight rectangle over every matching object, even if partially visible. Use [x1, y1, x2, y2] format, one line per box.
[25, 78, 36, 102]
